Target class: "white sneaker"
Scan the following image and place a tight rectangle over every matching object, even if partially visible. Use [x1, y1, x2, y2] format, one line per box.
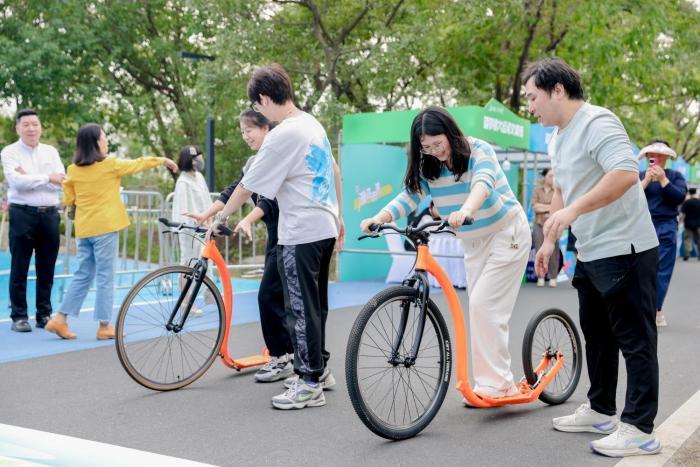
[254, 354, 294, 382]
[537, 278, 545, 287]
[271, 378, 326, 410]
[284, 366, 336, 390]
[655, 313, 667, 327]
[548, 279, 557, 288]
[590, 422, 661, 457]
[553, 403, 618, 434]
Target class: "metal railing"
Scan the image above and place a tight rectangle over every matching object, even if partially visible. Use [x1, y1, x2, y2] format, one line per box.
[0, 190, 268, 308]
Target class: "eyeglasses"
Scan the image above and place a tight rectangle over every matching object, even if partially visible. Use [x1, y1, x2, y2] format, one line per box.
[249, 102, 260, 112]
[420, 141, 444, 156]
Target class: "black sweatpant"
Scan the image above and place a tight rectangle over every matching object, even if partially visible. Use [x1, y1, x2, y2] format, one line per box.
[258, 241, 293, 357]
[277, 237, 335, 383]
[8, 204, 60, 322]
[573, 246, 659, 433]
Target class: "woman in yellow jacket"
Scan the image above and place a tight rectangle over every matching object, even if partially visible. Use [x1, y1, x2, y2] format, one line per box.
[45, 124, 177, 339]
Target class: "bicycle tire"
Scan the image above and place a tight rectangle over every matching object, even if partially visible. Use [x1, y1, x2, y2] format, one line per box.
[522, 308, 582, 405]
[115, 265, 226, 391]
[346, 285, 451, 440]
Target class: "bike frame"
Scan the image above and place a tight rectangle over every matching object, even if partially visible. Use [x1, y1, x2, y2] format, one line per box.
[198, 239, 269, 370]
[412, 244, 565, 408]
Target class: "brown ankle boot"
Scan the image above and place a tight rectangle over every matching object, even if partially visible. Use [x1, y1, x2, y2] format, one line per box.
[96, 324, 115, 340]
[45, 319, 77, 339]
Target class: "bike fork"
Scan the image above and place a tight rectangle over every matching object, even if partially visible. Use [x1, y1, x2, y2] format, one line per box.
[390, 271, 430, 367]
[166, 261, 207, 333]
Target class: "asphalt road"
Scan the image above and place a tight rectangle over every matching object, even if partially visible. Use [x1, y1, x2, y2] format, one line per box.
[1, 260, 698, 466]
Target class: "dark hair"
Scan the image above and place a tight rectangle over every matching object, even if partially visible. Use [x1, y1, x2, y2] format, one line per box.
[238, 109, 276, 130]
[522, 58, 584, 100]
[404, 106, 471, 193]
[648, 138, 671, 147]
[689, 187, 697, 195]
[74, 123, 106, 166]
[541, 167, 551, 177]
[178, 145, 202, 172]
[247, 64, 294, 105]
[16, 108, 39, 123]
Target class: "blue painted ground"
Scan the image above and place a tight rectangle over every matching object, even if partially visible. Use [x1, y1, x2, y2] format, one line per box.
[0, 279, 390, 363]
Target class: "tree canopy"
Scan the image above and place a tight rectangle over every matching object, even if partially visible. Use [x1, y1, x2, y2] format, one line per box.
[1, 0, 698, 190]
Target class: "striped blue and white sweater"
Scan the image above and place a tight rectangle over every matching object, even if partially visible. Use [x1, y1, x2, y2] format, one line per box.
[382, 137, 523, 238]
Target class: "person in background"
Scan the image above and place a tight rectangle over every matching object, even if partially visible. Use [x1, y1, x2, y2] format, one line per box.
[531, 168, 560, 287]
[172, 145, 212, 264]
[1, 109, 64, 333]
[681, 187, 700, 260]
[639, 140, 687, 327]
[45, 123, 177, 339]
[184, 109, 296, 384]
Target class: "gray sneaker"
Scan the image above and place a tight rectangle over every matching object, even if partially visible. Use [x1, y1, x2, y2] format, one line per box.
[284, 367, 336, 390]
[255, 354, 294, 383]
[271, 379, 326, 410]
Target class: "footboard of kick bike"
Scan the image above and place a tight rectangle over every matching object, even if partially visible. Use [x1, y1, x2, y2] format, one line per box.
[221, 347, 271, 370]
[459, 352, 565, 407]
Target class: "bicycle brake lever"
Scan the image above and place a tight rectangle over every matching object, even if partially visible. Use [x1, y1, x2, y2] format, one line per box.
[358, 233, 380, 240]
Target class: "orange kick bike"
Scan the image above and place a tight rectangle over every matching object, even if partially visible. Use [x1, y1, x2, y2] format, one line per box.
[115, 218, 269, 391]
[345, 220, 582, 440]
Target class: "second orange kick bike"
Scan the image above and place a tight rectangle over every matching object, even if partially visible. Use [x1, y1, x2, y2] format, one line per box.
[115, 218, 269, 391]
[345, 220, 582, 440]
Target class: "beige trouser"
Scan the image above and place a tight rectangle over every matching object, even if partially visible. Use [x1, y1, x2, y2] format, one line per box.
[460, 211, 531, 396]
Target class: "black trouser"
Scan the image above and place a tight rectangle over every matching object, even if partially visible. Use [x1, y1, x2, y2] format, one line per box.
[258, 240, 293, 357]
[573, 246, 659, 434]
[8, 204, 60, 322]
[277, 237, 335, 383]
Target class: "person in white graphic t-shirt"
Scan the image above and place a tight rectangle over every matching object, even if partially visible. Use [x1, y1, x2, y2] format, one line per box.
[208, 64, 345, 410]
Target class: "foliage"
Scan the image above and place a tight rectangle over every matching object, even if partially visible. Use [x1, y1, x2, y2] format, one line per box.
[1, 0, 698, 187]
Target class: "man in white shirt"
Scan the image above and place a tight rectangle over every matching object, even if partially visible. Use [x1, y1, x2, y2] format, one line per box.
[1, 109, 65, 332]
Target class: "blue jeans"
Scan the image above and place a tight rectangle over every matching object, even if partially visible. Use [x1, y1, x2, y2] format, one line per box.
[60, 232, 119, 321]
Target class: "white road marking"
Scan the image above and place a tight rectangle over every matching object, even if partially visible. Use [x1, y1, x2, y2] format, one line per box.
[0, 423, 217, 466]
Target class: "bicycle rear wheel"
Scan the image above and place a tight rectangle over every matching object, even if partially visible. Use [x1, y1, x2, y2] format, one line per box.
[522, 308, 582, 405]
[115, 265, 225, 391]
[345, 286, 451, 440]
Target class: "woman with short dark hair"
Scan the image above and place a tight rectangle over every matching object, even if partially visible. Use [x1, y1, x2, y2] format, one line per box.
[45, 124, 178, 340]
[171, 144, 212, 264]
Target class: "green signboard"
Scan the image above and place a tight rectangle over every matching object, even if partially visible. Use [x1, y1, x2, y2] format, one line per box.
[342, 99, 530, 150]
[339, 143, 408, 281]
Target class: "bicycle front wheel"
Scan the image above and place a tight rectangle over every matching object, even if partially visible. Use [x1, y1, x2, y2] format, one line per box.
[522, 308, 582, 405]
[345, 286, 451, 440]
[115, 265, 226, 391]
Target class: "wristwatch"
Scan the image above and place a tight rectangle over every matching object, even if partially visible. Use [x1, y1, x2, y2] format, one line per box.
[214, 214, 229, 224]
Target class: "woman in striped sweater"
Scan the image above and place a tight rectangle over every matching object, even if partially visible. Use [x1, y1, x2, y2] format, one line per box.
[360, 106, 531, 400]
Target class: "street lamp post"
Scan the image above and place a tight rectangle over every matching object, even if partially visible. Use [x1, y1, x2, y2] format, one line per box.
[179, 51, 216, 191]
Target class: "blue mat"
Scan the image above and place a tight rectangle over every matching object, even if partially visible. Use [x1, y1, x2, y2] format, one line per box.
[0, 280, 390, 363]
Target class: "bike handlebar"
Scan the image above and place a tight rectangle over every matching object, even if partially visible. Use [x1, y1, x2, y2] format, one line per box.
[358, 216, 474, 241]
[158, 218, 233, 237]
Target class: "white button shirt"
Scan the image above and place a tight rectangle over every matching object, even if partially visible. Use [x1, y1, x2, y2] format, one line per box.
[1, 139, 64, 206]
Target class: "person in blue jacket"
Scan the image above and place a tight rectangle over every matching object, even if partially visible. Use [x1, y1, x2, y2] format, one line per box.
[639, 140, 687, 327]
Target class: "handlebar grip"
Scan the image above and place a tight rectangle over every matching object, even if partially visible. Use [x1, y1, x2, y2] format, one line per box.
[462, 216, 475, 226]
[368, 223, 380, 232]
[215, 224, 234, 237]
[159, 217, 176, 228]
